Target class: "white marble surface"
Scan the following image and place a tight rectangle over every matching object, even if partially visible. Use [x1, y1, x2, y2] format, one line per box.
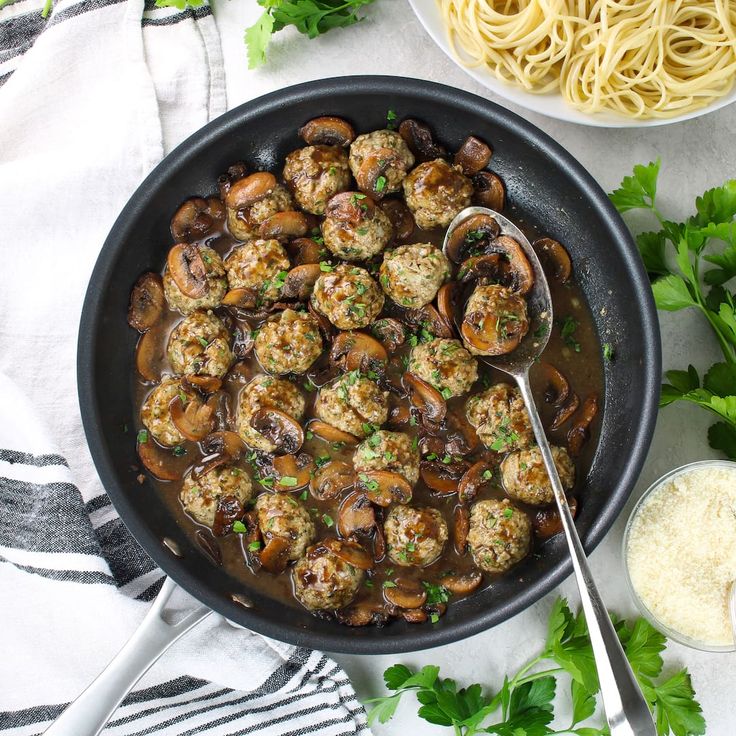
[210, 1, 736, 733]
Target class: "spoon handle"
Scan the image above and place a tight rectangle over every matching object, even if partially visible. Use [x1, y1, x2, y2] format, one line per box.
[516, 374, 656, 736]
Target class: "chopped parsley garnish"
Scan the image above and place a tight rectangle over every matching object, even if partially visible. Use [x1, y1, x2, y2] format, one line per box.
[490, 416, 519, 452]
[382, 580, 397, 589]
[386, 109, 397, 129]
[172, 445, 186, 457]
[232, 520, 247, 534]
[319, 261, 333, 272]
[137, 429, 149, 444]
[603, 342, 615, 361]
[440, 387, 453, 400]
[322, 513, 334, 527]
[278, 476, 298, 487]
[375, 175, 387, 193]
[422, 581, 451, 605]
[503, 507, 514, 518]
[559, 315, 581, 352]
[248, 540, 262, 551]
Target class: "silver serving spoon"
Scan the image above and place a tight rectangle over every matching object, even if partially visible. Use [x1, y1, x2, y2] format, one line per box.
[443, 206, 656, 736]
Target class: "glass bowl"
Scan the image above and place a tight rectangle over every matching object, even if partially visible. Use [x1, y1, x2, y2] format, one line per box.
[622, 459, 736, 653]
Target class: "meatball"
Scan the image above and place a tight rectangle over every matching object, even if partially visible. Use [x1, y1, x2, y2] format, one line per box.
[321, 192, 393, 261]
[403, 159, 473, 229]
[467, 498, 531, 573]
[236, 375, 306, 452]
[292, 541, 364, 611]
[255, 492, 315, 561]
[180, 464, 253, 528]
[465, 383, 534, 452]
[167, 310, 233, 378]
[254, 309, 323, 375]
[384, 505, 448, 567]
[408, 338, 478, 398]
[379, 243, 450, 308]
[349, 129, 415, 195]
[283, 145, 351, 215]
[140, 377, 185, 447]
[224, 239, 290, 304]
[163, 246, 227, 315]
[225, 180, 294, 241]
[314, 373, 389, 438]
[501, 445, 575, 506]
[311, 264, 384, 330]
[353, 430, 419, 485]
[461, 284, 529, 356]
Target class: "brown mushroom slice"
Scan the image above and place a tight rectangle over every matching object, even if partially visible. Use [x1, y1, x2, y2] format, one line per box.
[567, 394, 599, 456]
[307, 302, 336, 341]
[183, 375, 223, 394]
[201, 430, 245, 461]
[167, 243, 208, 299]
[457, 460, 493, 504]
[308, 420, 359, 446]
[299, 116, 355, 147]
[212, 494, 245, 537]
[373, 522, 386, 562]
[426, 601, 447, 619]
[137, 438, 188, 481]
[250, 408, 304, 455]
[491, 236, 534, 296]
[403, 372, 447, 424]
[458, 254, 503, 284]
[383, 577, 427, 609]
[225, 171, 276, 210]
[218, 162, 248, 200]
[472, 171, 505, 211]
[454, 136, 492, 175]
[436, 283, 460, 336]
[356, 149, 398, 199]
[281, 263, 321, 301]
[356, 470, 412, 506]
[232, 326, 255, 360]
[259, 536, 291, 574]
[330, 331, 388, 373]
[550, 392, 580, 431]
[290, 237, 323, 265]
[222, 287, 260, 309]
[398, 118, 447, 161]
[323, 538, 373, 571]
[534, 496, 578, 539]
[311, 460, 354, 501]
[420, 461, 469, 496]
[128, 272, 165, 332]
[418, 435, 445, 458]
[170, 197, 224, 242]
[272, 452, 314, 490]
[195, 529, 223, 566]
[135, 327, 164, 382]
[337, 491, 376, 538]
[170, 394, 216, 442]
[453, 504, 470, 555]
[439, 569, 482, 596]
[445, 412, 480, 456]
[540, 363, 570, 407]
[387, 403, 412, 429]
[399, 607, 428, 624]
[259, 210, 309, 242]
[371, 318, 406, 353]
[445, 212, 500, 264]
[336, 602, 389, 627]
[535, 237, 572, 284]
[414, 304, 455, 339]
[461, 293, 529, 356]
[325, 190, 377, 224]
[380, 199, 415, 242]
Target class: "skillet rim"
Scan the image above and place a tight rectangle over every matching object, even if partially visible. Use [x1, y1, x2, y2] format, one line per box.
[77, 75, 661, 654]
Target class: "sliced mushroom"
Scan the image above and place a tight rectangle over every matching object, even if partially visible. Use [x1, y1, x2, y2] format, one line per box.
[337, 491, 376, 538]
[272, 452, 314, 490]
[457, 253, 502, 285]
[380, 199, 415, 241]
[299, 116, 355, 147]
[445, 212, 500, 264]
[419, 435, 445, 457]
[461, 289, 529, 356]
[232, 325, 255, 360]
[307, 302, 336, 341]
[250, 408, 304, 455]
[453, 504, 470, 555]
[201, 430, 245, 461]
[323, 538, 373, 570]
[550, 392, 580, 431]
[491, 235, 534, 295]
[472, 171, 505, 211]
[195, 529, 222, 566]
[222, 287, 260, 309]
[567, 394, 598, 456]
[170, 197, 225, 242]
[356, 470, 412, 506]
[128, 272, 165, 332]
[420, 460, 469, 495]
[259, 210, 309, 242]
[371, 318, 406, 353]
[135, 327, 164, 382]
[218, 161, 248, 200]
[212, 494, 245, 537]
[534, 496, 578, 539]
[311, 460, 354, 501]
[436, 283, 460, 336]
[535, 237, 572, 283]
[387, 403, 412, 428]
[445, 412, 479, 456]
[137, 437, 189, 481]
[336, 602, 389, 627]
[259, 536, 291, 574]
[240, 510, 262, 566]
[425, 601, 447, 620]
[454, 136, 492, 175]
[406, 304, 454, 339]
[291, 237, 323, 265]
[170, 394, 216, 442]
[330, 331, 388, 373]
[308, 420, 359, 445]
[399, 607, 428, 624]
[403, 372, 447, 424]
[281, 264, 321, 301]
[439, 569, 482, 596]
[373, 521, 386, 562]
[183, 375, 222, 394]
[398, 118, 447, 161]
[540, 363, 570, 407]
[225, 172, 276, 210]
[383, 577, 427, 609]
[457, 460, 493, 504]
[167, 243, 208, 299]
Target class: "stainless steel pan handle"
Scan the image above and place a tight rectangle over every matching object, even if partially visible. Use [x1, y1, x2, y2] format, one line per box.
[44, 577, 211, 736]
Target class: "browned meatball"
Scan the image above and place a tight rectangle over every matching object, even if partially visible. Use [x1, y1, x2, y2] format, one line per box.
[283, 145, 352, 215]
[311, 264, 384, 330]
[467, 499, 531, 572]
[225, 174, 294, 241]
[321, 192, 393, 261]
[402, 159, 473, 229]
[465, 383, 534, 452]
[501, 445, 575, 506]
[461, 284, 529, 356]
[292, 541, 364, 610]
[384, 505, 448, 567]
[349, 129, 415, 195]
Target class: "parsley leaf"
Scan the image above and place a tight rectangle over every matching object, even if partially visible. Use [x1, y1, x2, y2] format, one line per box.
[608, 159, 660, 212]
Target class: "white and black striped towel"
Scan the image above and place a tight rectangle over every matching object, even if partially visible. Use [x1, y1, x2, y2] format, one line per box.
[0, 1, 370, 733]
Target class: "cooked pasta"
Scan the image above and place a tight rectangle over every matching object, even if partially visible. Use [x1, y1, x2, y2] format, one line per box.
[439, 0, 736, 119]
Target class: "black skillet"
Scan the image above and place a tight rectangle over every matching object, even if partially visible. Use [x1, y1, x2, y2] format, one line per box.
[77, 76, 660, 655]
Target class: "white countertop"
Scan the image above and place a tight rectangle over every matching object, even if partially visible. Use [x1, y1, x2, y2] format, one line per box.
[211, 1, 735, 732]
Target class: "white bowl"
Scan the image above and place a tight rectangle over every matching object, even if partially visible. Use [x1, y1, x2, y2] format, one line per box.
[408, 0, 736, 128]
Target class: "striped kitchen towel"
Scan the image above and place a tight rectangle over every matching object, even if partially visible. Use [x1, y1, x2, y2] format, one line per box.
[0, 0, 370, 732]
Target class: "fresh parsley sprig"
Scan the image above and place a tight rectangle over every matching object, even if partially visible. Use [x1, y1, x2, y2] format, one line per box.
[365, 598, 704, 736]
[609, 161, 736, 457]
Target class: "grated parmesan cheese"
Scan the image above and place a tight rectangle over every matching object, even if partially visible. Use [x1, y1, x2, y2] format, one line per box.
[626, 464, 736, 647]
